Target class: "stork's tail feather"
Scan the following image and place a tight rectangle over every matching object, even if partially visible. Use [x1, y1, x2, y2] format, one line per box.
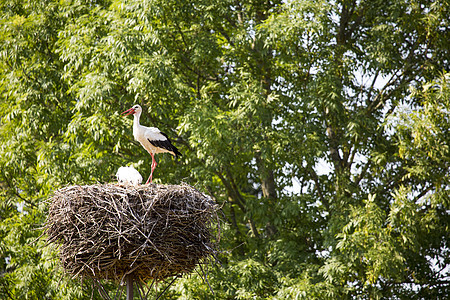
[173, 147, 182, 158]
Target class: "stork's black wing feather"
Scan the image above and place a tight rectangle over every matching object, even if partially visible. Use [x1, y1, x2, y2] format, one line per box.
[148, 135, 182, 158]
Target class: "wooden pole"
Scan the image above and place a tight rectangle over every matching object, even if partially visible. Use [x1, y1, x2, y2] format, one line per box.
[126, 274, 134, 300]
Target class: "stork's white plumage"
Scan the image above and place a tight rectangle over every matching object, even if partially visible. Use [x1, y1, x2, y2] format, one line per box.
[116, 166, 143, 186]
[121, 104, 181, 184]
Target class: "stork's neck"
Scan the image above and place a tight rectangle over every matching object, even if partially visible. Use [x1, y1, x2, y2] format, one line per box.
[133, 111, 141, 132]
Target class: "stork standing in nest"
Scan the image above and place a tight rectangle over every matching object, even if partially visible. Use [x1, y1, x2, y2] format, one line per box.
[122, 104, 181, 184]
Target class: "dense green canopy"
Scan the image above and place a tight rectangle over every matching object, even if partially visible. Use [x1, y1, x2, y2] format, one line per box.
[1, 0, 449, 299]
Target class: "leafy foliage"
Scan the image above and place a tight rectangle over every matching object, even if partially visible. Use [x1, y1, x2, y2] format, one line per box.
[0, 0, 449, 299]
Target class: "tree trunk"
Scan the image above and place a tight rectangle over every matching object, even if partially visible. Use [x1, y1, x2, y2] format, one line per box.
[256, 152, 278, 237]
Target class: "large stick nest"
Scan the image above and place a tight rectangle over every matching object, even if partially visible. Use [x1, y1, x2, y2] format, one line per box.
[45, 183, 219, 282]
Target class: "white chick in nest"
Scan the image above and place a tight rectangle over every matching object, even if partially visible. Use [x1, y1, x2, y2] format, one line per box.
[116, 166, 143, 186]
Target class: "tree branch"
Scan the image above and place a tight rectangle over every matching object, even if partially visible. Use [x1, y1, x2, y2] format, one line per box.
[216, 169, 260, 238]
[308, 165, 329, 210]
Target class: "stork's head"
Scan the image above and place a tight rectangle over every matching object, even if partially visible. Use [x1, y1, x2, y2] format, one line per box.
[121, 104, 142, 116]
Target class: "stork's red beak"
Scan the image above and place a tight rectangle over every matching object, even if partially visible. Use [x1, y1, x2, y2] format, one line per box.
[121, 107, 135, 116]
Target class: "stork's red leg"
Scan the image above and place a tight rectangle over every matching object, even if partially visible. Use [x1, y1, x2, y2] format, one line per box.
[146, 153, 158, 184]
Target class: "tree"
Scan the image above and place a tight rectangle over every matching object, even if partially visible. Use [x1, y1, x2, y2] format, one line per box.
[0, 0, 448, 299]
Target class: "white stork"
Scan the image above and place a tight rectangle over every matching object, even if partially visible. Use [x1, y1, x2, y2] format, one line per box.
[116, 166, 143, 186]
[121, 104, 181, 184]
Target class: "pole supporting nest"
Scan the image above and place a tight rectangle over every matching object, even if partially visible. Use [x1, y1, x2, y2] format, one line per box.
[126, 275, 133, 300]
